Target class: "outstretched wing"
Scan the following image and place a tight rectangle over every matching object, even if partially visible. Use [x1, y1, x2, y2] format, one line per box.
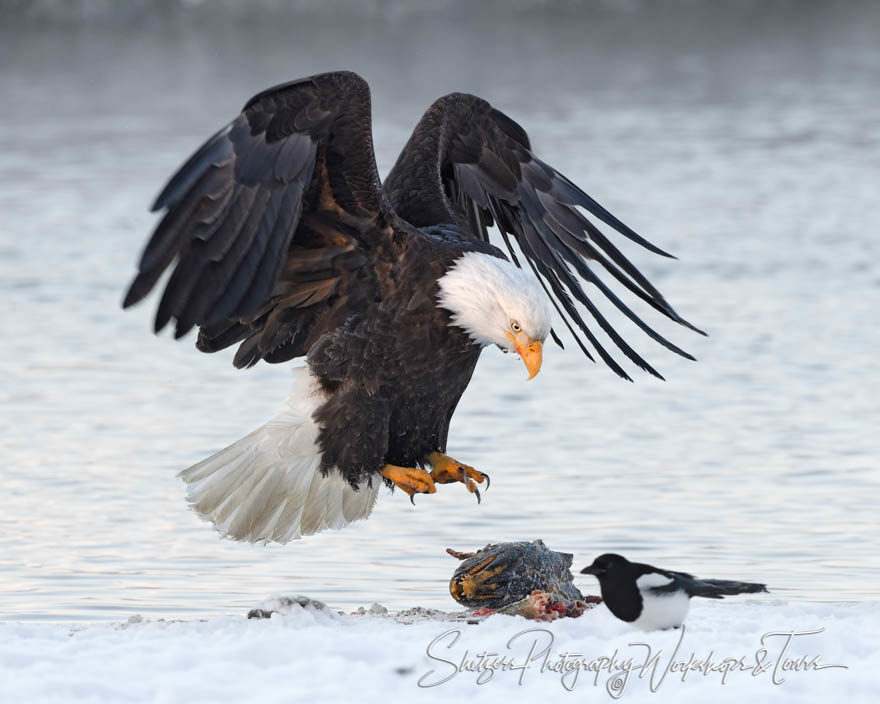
[123, 71, 388, 368]
[385, 93, 703, 381]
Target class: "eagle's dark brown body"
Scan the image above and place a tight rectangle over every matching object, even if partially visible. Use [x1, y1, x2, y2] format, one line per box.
[307, 226, 500, 485]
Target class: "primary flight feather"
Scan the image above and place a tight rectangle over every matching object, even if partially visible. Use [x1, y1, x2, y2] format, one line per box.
[123, 71, 701, 542]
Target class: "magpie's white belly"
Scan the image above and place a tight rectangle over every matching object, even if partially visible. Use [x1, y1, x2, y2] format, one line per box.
[631, 573, 691, 630]
[631, 589, 690, 630]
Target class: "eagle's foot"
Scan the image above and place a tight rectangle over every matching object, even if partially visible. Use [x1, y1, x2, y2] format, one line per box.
[427, 452, 489, 504]
[379, 464, 436, 505]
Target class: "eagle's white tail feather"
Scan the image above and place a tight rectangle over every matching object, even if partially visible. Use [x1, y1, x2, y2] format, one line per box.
[179, 368, 380, 543]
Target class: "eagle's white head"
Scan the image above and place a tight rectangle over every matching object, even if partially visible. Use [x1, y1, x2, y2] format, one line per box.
[437, 251, 552, 379]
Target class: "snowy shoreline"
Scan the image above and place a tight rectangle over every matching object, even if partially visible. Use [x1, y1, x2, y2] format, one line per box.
[1, 597, 875, 703]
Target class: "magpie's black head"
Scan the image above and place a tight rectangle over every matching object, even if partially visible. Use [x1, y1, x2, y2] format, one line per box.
[580, 553, 632, 579]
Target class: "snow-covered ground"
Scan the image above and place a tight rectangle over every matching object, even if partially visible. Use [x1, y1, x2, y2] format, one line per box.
[1, 598, 875, 703]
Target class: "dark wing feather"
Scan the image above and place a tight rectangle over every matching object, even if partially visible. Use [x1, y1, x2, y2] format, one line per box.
[123, 71, 388, 368]
[386, 93, 703, 381]
[650, 569, 768, 599]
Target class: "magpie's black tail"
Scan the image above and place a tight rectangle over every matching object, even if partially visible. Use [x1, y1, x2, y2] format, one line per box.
[687, 578, 768, 599]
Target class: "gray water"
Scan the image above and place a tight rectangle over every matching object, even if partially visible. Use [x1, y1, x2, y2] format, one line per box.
[1, 1, 879, 622]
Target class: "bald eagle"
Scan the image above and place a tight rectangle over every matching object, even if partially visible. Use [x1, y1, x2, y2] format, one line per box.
[123, 71, 700, 543]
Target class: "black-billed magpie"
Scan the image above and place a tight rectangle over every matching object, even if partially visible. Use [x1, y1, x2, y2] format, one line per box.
[580, 553, 768, 630]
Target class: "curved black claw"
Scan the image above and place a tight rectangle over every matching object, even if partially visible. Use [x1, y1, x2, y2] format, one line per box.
[409, 494, 416, 506]
[484, 473, 491, 491]
[459, 465, 481, 504]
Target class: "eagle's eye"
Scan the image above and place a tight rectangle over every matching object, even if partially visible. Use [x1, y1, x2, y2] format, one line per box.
[510, 321, 521, 332]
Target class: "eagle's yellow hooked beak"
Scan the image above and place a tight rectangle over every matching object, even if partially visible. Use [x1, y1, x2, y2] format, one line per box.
[506, 331, 543, 380]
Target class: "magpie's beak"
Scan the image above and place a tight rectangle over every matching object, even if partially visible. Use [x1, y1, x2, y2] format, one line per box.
[580, 565, 602, 576]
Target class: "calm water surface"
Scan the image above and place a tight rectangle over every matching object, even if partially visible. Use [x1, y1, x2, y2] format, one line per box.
[1, 3, 878, 621]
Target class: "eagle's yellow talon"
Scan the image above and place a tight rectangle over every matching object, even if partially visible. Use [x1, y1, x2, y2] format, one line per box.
[379, 464, 436, 502]
[427, 452, 488, 503]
